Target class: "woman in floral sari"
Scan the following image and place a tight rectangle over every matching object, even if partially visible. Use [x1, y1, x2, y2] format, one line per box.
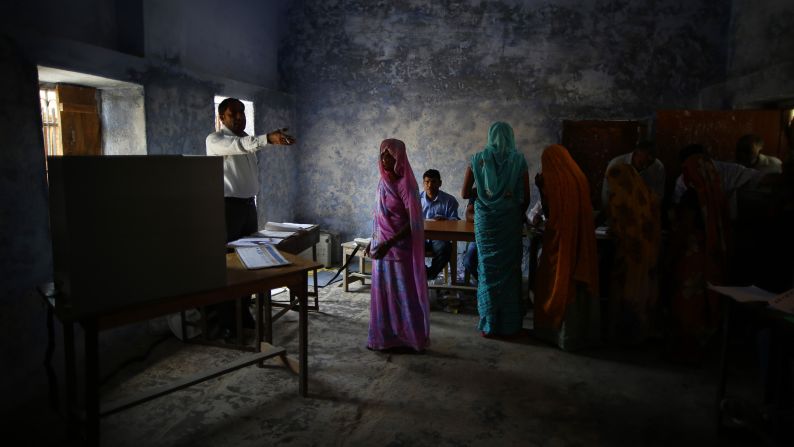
[366, 139, 430, 352]
[533, 145, 600, 351]
[604, 163, 661, 345]
[668, 149, 729, 362]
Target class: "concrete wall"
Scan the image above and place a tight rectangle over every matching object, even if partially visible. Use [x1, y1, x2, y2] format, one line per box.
[144, 0, 288, 88]
[0, 0, 294, 419]
[101, 87, 148, 155]
[280, 0, 730, 242]
[700, 0, 794, 107]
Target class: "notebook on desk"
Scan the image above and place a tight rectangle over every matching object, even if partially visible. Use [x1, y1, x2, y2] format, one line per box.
[235, 245, 291, 269]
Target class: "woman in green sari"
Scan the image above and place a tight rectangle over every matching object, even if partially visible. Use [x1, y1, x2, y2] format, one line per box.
[461, 122, 530, 337]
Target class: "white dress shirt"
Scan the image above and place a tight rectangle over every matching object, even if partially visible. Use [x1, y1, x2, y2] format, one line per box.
[752, 153, 783, 175]
[673, 159, 764, 219]
[205, 124, 270, 198]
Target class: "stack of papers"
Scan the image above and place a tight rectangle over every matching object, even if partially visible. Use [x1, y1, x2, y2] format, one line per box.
[235, 245, 291, 269]
[707, 284, 776, 303]
[770, 289, 794, 314]
[708, 284, 794, 315]
[256, 230, 295, 239]
[228, 237, 283, 247]
[264, 222, 315, 232]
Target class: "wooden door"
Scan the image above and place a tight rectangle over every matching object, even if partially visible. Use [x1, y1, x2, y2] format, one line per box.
[56, 84, 101, 156]
[561, 120, 645, 209]
[655, 109, 789, 196]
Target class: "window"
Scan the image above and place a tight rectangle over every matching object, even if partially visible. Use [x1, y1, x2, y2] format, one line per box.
[39, 86, 61, 156]
[214, 95, 255, 135]
[37, 66, 147, 157]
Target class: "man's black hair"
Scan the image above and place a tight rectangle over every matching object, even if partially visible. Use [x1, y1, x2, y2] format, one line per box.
[679, 144, 707, 163]
[218, 97, 243, 116]
[423, 169, 441, 180]
[635, 139, 656, 156]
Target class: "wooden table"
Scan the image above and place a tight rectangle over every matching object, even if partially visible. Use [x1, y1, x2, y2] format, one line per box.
[275, 225, 321, 309]
[423, 220, 476, 291]
[45, 252, 321, 446]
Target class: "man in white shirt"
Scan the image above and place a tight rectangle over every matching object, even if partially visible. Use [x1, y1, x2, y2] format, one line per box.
[735, 134, 783, 175]
[672, 144, 763, 219]
[600, 140, 665, 209]
[206, 97, 295, 338]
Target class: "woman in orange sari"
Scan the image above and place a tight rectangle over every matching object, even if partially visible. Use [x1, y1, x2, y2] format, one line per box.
[603, 163, 661, 345]
[533, 145, 600, 351]
[668, 149, 729, 362]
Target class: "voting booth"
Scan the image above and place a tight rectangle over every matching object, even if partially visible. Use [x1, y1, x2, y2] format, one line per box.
[47, 155, 227, 316]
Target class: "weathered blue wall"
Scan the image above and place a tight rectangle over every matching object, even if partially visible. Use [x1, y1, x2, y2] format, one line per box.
[701, 0, 794, 107]
[145, 0, 289, 88]
[280, 0, 730, 242]
[101, 87, 148, 156]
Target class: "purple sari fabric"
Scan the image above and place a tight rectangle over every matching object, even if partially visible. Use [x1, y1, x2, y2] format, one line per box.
[367, 139, 430, 351]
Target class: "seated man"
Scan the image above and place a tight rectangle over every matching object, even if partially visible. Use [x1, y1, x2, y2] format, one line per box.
[601, 139, 665, 208]
[420, 169, 459, 280]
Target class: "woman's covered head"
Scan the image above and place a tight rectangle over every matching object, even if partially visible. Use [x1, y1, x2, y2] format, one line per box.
[486, 122, 516, 155]
[379, 138, 406, 175]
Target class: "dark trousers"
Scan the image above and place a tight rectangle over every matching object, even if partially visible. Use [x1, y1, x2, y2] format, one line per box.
[463, 242, 478, 280]
[214, 197, 258, 333]
[425, 239, 451, 279]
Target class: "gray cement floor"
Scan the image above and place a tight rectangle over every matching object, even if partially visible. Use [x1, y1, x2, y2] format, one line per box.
[14, 283, 766, 446]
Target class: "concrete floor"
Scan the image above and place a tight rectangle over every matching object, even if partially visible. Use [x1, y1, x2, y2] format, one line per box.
[11, 283, 767, 446]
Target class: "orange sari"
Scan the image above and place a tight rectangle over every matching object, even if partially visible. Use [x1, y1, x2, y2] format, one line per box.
[534, 145, 600, 350]
[669, 154, 729, 361]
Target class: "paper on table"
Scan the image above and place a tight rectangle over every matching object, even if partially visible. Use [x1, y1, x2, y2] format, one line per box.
[281, 222, 314, 229]
[256, 230, 296, 238]
[235, 245, 291, 269]
[707, 283, 776, 303]
[769, 289, 794, 314]
[264, 222, 312, 232]
[228, 237, 284, 247]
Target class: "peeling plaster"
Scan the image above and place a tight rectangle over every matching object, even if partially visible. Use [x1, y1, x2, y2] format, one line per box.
[281, 0, 729, 241]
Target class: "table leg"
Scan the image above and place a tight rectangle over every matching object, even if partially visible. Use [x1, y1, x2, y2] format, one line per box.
[45, 305, 59, 411]
[264, 290, 273, 345]
[63, 320, 78, 439]
[311, 245, 319, 306]
[256, 292, 265, 366]
[716, 299, 732, 434]
[236, 297, 244, 346]
[83, 319, 100, 447]
[299, 272, 308, 397]
[449, 243, 458, 286]
[343, 251, 350, 292]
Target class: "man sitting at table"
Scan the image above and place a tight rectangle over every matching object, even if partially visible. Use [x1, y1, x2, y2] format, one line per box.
[420, 169, 460, 281]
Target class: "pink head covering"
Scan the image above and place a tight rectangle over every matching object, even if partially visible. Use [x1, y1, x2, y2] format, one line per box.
[374, 139, 425, 258]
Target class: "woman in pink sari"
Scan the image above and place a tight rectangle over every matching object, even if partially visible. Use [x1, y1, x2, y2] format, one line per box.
[365, 139, 430, 352]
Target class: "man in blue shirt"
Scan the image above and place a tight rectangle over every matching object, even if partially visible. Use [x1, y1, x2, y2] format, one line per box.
[420, 169, 460, 280]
